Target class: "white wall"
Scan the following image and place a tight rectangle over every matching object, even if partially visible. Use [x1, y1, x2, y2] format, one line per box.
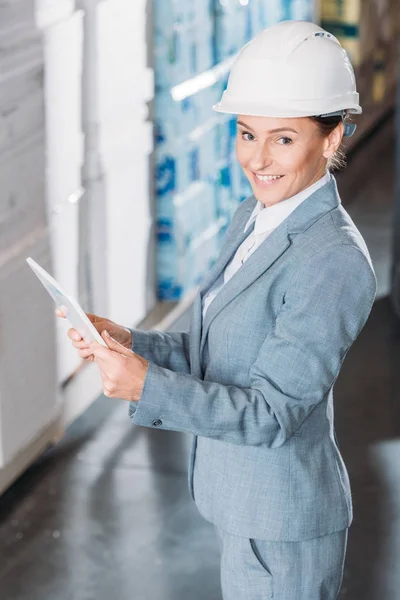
[37, 0, 154, 417]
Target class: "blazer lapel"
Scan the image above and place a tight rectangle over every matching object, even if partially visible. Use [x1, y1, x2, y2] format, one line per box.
[200, 224, 291, 357]
[199, 201, 257, 296]
[193, 199, 256, 373]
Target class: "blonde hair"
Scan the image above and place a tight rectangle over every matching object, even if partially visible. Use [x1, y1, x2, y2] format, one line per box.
[308, 115, 351, 172]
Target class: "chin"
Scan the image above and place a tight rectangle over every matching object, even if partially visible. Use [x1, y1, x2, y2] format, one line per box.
[252, 188, 287, 207]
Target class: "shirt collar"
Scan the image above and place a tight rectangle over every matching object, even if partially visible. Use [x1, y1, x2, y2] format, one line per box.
[244, 171, 331, 235]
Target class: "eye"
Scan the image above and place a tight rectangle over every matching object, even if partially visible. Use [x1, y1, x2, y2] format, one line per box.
[277, 136, 292, 145]
[240, 131, 256, 142]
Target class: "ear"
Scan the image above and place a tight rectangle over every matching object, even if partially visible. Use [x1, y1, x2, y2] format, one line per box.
[323, 122, 344, 159]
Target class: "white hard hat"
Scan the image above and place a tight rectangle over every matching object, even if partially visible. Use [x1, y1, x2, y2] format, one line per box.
[213, 21, 361, 136]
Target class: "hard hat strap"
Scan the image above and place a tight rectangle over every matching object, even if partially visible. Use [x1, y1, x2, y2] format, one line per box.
[318, 110, 357, 137]
[317, 110, 346, 118]
[316, 110, 357, 137]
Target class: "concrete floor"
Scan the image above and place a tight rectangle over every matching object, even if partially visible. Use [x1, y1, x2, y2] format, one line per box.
[0, 116, 398, 599]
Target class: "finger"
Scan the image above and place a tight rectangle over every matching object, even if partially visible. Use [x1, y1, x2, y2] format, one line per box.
[101, 330, 134, 357]
[86, 313, 104, 324]
[72, 339, 90, 350]
[67, 328, 83, 342]
[85, 314, 110, 334]
[55, 308, 66, 318]
[78, 347, 94, 359]
[89, 341, 114, 363]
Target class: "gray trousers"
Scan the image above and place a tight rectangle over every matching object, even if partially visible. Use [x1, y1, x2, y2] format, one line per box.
[215, 526, 348, 600]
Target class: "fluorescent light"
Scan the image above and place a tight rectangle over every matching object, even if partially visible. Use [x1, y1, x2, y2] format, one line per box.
[171, 56, 236, 101]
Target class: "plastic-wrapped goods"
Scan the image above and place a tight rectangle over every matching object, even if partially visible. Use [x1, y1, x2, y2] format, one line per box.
[289, 0, 314, 20]
[280, 0, 293, 20]
[229, 155, 252, 204]
[155, 91, 198, 142]
[247, 0, 262, 38]
[193, 0, 214, 27]
[155, 75, 224, 140]
[248, 0, 313, 33]
[262, 0, 285, 27]
[174, 181, 217, 245]
[195, 20, 217, 78]
[214, 0, 251, 62]
[154, 24, 194, 89]
[195, 78, 226, 125]
[157, 231, 181, 300]
[155, 77, 240, 298]
[215, 116, 236, 161]
[156, 141, 196, 198]
[213, 114, 249, 218]
[157, 182, 224, 299]
[154, 1, 215, 88]
[279, 0, 314, 21]
[195, 123, 220, 183]
[156, 117, 221, 199]
[248, 0, 274, 36]
[216, 162, 235, 218]
[153, 0, 191, 32]
[179, 217, 228, 292]
[153, 0, 213, 31]
[216, 115, 251, 206]
[155, 79, 226, 173]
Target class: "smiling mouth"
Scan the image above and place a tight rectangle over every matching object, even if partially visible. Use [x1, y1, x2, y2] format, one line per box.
[253, 173, 285, 185]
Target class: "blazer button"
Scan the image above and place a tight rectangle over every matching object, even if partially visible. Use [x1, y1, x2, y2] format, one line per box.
[152, 419, 162, 427]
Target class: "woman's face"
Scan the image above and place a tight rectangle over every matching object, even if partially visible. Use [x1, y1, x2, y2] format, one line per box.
[236, 115, 342, 207]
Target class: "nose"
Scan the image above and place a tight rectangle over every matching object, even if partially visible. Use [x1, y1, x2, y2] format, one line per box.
[249, 144, 273, 173]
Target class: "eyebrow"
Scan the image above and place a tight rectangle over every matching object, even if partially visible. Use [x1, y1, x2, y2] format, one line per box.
[237, 121, 299, 134]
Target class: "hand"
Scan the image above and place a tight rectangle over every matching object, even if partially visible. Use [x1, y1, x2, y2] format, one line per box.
[55, 308, 133, 362]
[90, 330, 149, 402]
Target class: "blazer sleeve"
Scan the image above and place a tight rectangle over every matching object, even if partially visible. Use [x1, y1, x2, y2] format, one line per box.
[129, 329, 191, 373]
[130, 244, 377, 447]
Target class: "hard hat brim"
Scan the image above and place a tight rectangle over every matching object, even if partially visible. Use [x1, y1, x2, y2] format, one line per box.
[212, 94, 362, 119]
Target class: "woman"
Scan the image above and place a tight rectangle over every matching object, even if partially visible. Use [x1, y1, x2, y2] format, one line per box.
[59, 21, 376, 600]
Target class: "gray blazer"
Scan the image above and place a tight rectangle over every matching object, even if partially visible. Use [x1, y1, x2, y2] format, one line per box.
[129, 175, 376, 541]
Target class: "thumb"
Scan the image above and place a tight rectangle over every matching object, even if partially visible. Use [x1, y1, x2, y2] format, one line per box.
[101, 330, 133, 357]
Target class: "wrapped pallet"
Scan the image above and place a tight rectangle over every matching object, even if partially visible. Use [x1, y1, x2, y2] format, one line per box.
[0, 1, 58, 482]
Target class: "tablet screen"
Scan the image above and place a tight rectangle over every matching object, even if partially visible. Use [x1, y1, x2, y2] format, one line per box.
[26, 257, 106, 346]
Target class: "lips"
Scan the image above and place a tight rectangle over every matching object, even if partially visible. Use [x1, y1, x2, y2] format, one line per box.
[252, 173, 285, 186]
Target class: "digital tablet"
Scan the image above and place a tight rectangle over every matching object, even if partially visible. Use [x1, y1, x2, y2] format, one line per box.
[26, 257, 106, 346]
